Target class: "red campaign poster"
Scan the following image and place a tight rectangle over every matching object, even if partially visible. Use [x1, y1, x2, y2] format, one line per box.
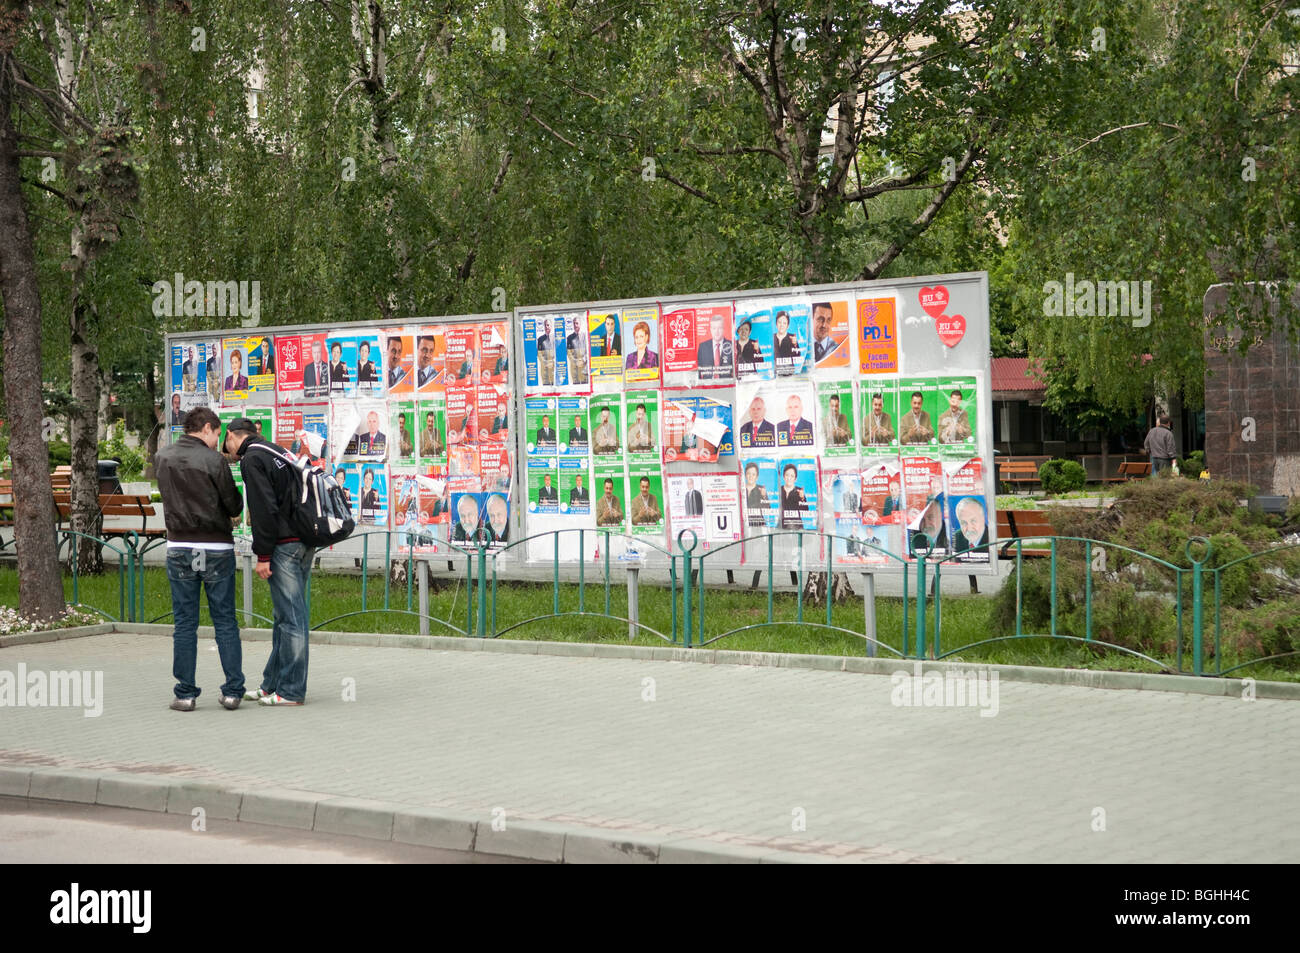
[276, 332, 330, 400]
[860, 461, 901, 526]
[445, 326, 479, 386]
[480, 323, 508, 385]
[445, 384, 478, 447]
[479, 444, 511, 495]
[418, 466, 450, 526]
[900, 454, 945, 560]
[661, 306, 699, 374]
[448, 442, 480, 480]
[478, 383, 509, 443]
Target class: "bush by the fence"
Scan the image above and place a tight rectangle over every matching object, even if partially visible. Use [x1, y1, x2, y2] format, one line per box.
[1038, 458, 1087, 494]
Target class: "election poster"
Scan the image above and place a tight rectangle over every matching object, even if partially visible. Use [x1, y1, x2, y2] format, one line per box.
[667, 471, 741, 552]
[622, 305, 661, 385]
[480, 322, 509, 385]
[353, 331, 383, 396]
[561, 312, 590, 387]
[275, 405, 330, 473]
[558, 396, 589, 456]
[937, 374, 978, 455]
[857, 295, 899, 374]
[627, 461, 665, 538]
[558, 457, 590, 517]
[816, 380, 855, 457]
[389, 399, 418, 466]
[860, 456, 904, 528]
[860, 379, 901, 450]
[221, 335, 274, 402]
[480, 443, 512, 496]
[588, 310, 624, 382]
[448, 443, 479, 480]
[593, 461, 627, 530]
[528, 458, 559, 515]
[277, 331, 331, 401]
[413, 328, 446, 392]
[590, 393, 622, 458]
[335, 399, 388, 462]
[824, 466, 887, 566]
[449, 487, 485, 544]
[341, 462, 389, 527]
[662, 393, 733, 463]
[773, 457, 818, 531]
[945, 456, 989, 563]
[623, 390, 658, 458]
[735, 384, 777, 455]
[661, 305, 700, 379]
[416, 396, 447, 466]
[810, 298, 852, 371]
[324, 332, 355, 398]
[217, 407, 273, 467]
[734, 299, 774, 381]
[382, 328, 415, 394]
[770, 299, 810, 378]
[418, 466, 451, 531]
[901, 453, 946, 560]
[444, 384, 478, 449]
[391, 470, 427, 553]
[734, 379, 815, 453]
[481, 489, 511, 548]
[525, 396, 558, 457]
[897, 377, 939, 449]
[203, 340, 222, 404]
[479, 386, 510, 444]
[445, 326, 479, 387]
[661, 303, 733, 385]
[522, 313, 561, 389]
[740, 459, 775, 531]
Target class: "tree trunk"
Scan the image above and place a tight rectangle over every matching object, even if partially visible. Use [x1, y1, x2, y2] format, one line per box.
[0, 65, 65, 620]
[69, 284, 103, 573]
[144, 365, 160, 479]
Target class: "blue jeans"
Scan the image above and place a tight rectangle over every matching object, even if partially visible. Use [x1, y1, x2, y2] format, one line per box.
[167, 548, 244, 700]
[262, 542, 316, 702]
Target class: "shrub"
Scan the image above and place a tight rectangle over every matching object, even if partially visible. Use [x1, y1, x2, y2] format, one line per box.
[47, 440, 71, 467]
[1180, 450, 1206, 479]
[1038, 458, 1087, 494]
[98, 421, 144, 482]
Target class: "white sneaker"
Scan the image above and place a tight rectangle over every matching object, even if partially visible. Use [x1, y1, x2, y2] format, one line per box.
[258, 692, 303, 706]
[243, 688, 270, 702]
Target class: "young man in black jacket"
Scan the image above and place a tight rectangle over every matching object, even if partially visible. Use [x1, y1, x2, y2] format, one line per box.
[155, 407, 246, 711]
[224, 417, 316, 706]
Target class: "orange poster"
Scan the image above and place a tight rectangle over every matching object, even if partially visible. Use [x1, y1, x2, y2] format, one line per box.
[857, 296, 898, 374]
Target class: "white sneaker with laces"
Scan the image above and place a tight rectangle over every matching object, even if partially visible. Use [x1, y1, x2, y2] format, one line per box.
[258, 692, 303, 706]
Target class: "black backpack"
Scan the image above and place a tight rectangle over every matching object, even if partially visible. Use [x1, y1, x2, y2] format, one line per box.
[246, 444, 355, 548]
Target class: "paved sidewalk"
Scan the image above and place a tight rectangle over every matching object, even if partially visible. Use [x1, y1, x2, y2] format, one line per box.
[1, 631, 1297, 862]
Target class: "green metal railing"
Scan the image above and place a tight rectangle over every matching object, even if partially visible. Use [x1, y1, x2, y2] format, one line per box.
[7, 526, 1296, 678]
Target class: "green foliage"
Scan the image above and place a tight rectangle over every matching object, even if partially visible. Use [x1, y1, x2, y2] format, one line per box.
[1038, 459, 1087, 494]
[1179, 450, 1206, 479]
[47, 441, 71, 467]
[98, 422, 144, 482]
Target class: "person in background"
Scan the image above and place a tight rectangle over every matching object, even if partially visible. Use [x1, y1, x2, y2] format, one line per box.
[1144, 414, 1178, 476]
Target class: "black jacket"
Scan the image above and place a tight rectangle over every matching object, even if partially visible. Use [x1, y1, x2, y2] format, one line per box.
[236, 434, 300, 560]
[155, 434, 243, 544]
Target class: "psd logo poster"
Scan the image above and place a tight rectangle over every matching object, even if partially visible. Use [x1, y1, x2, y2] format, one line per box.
[816, 380, 854, 457]
[945, 457, 989, 563]
[740, 458, 776, 530]
[416, 396, 447, 465]
[661, 306, 700, 377]
[389, 400, 418, 465]
[444, 384, 477, 448]
[588, 310, 624, 382]
[667, 472, 741, 551]
[590, 393, 622, 457]
[524, 396, 558, 456]
[901, 454, 946, 560]
[342, 462, 389, 527]
[627, 461, 665, 537]
[857, 296, 899, 374]
[221, 335, 273, 402]
[897, 378, 939, 448]
[937, 374, 978, 454]
[662, 393, 733, 462]
[622, 305, 661, 385]
[383, 328, 415, 394]
[593, 461, 627, 530]
[480, 443, 512, 495]
[558, 457, 590, 516]
[773, 457, 818, 531]
[528, 458, 559, 514]
[734, 299, 774, 381]
[558, 396, 589, 456]
[480, 322, 509, 385]
[810, 298, 852, 370]
[770, 299, 810, 377]
[445, 326, 479, 386]
[624, 390, 658, 458]
[860, 379, 900, 450]
[694, 304, 736, 385]
[275, 404, 329, 473]
[277, 332, 331, 400]
[413, 328, 446, 392]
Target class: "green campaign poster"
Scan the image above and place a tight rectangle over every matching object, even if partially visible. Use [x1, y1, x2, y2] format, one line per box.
[525, 396, 558, 457]
[896, 377, 938, 450]
[817, 380, 855, 458]
[590, 393, 622, 458]
[937, 375, 978, 455]
[390, 399, 417, 466]
[416, 396, 446, 466]
[593, 461, 627, 530]
[528, 458, 559, 514]
[624, 390, 658, 459]
[218, 407, 273, 467]
[627, 461, 665, 537]
[859, 378, 899, 450]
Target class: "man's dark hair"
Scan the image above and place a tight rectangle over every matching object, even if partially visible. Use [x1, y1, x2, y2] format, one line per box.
[812, 301, 832, 315]
[604, 478, 614, 489]
[331, 342, 342, 356]
[183, 407, 220, 434]
[1158, 415, 1171, 427]
[636, 403, 647, 412]
[910, 391, 923, 401]
[745, 462, 759, 476]
[950, 389, 963, 398]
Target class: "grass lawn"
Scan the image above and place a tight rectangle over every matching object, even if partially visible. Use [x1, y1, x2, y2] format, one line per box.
[2, 564, 1295, 681]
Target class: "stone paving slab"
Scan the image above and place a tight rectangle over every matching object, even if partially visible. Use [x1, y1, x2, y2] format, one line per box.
[1, 631, 1297, 863]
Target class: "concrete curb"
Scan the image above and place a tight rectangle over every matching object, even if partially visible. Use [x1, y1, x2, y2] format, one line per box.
[0, 765, 852, 864]
[12, 621, 1295, 700]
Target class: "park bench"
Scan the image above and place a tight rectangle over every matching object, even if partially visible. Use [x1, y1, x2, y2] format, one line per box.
[53, 491, 166, 550]
[1117, 460, 1150, 480]
[997, 460, 1040, 490]
[996, 509, 1055, 559]
[0, 479, 12, 532]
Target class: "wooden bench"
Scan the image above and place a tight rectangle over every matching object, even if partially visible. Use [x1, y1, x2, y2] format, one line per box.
[53, 491, 165, 547]
[997, 460, 1040, 489]
[0, 479, 12, 531]
[996, 509, 1055, 558]
[1117, 461, 1150, 480]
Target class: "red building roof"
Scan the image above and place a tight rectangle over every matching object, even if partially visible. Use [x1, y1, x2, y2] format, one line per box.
[992, 357, 1046, 398]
